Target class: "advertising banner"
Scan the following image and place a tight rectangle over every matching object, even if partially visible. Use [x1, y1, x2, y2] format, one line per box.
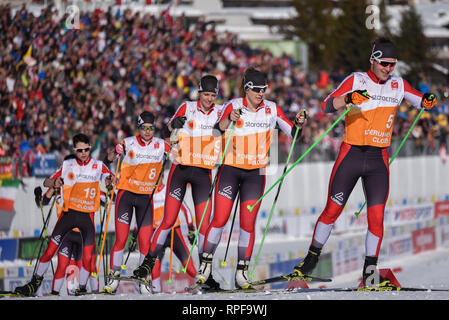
[412, 227, 436, 254]
[31, 153, 58, 177]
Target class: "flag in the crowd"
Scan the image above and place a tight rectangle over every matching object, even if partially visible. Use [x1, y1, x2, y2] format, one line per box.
[0, 179, 21, 212]
[0, 158, 13, 180]
[15, 45, 33, 71]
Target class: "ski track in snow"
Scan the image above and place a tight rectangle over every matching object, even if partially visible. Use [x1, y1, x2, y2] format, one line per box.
[3, 246, 449, 301]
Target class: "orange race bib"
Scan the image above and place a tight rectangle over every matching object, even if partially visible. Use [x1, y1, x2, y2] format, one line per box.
[117, 161, 162, 194]
[63, 181, 100, 213]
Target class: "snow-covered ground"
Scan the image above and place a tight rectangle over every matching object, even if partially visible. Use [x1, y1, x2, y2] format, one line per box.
[4, 246, 449, 301]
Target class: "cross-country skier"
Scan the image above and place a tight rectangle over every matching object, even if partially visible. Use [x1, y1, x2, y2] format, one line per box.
[14, 133, 113, 296]
[288, 37, 437, 288]
[103, 111, 171, 294]
[132, 75, 224, 291]
[194, 67, 306, 290]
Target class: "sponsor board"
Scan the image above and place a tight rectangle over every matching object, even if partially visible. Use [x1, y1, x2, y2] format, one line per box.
[0, 239, 18, 261]
[412, 227, 436, 254]
[331, 246, 361, 277]
[383, 234, 413, 258]
[439, 224, 449, 246]
[435, 201, 449, 219]
[390, 204, 433, 226]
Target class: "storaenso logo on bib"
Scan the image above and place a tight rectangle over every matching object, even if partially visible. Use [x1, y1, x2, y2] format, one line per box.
[244, 121, 270, 128]
[369, 95, 399, 104]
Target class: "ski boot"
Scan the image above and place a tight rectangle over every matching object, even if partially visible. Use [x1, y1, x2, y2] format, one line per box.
[290, 245, 321, 279]
[103, 270, 121, 294]
[235, 260, 255, 291]
[133, 255, 156, 280]
[202, 275, 222, 292]
[195, 252, 213, 285]
[138, 275, 152, 295]
[14, 274, 43, 297]
[361, 256, 397, 290]
[50, 290, 60, 296]
[74, 285, 87, 296]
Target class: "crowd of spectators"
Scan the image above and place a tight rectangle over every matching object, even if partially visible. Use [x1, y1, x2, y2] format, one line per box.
[0, 3, 448, 178]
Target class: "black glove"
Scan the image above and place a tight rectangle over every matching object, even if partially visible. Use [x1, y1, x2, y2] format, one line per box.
[171, 116, 187, 129]
[187, 226, 196, 246]
[128, 228, 138, 252]
[34, 186, 42, 208]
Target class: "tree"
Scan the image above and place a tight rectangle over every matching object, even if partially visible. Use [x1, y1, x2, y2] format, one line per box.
[394, 5, 434, 86]
[378, 0, 393, 38]
[289, 0, 337, 71]
[332, 0, 376, 73]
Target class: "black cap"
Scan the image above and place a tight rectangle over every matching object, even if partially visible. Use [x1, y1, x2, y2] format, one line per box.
[370, 39, 397, 60]
[198, 75, 219, 94]
[243, 69, 267, 91]
[137, 111, 155, 126]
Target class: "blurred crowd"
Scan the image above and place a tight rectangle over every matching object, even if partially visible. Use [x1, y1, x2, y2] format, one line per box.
[0, 4, 448, 178]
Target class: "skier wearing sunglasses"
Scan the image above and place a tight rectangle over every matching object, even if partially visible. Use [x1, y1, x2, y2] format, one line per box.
[289, 37, 437, 289]
[194, 67, 307, 290]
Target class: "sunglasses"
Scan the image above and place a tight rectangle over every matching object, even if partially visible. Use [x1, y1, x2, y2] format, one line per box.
[250, 85, 268, 93]
[139, 125, 154, 131]
[374, 58, 397, 68]
[74, 147, 91, 153]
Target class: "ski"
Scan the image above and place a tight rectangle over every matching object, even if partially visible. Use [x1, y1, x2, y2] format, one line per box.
[107, 275, 153, 290]
[289, 286, 449, 293]
[73, 291, 115, 296]
[250, 273, 332, 286]
[0, 290, 21, 297]
[185, 274, 332, 294]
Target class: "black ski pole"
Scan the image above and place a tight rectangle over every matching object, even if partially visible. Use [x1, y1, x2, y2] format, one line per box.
[221, 193, 240, 267]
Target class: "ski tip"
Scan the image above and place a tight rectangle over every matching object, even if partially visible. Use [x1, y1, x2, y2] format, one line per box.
[221, 261, 227, 267]
[121, 265, 127, 270]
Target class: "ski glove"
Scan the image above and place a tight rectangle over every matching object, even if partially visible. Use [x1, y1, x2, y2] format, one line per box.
[34, 187, 43, 208]
[115, 143, 125, 155]
[171, 116, 187, 129]
[422, 93, 436, 109]
[187, 226, 196, 246]
[344, 90, 370, 105]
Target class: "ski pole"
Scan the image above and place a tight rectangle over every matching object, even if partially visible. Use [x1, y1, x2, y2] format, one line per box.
[34, 187, 47, 238]
[29, 189, 58, 274]
[249, 119, 303, 279]
[121, 140, 175, 270]
[33, 186, 54, 275]
[247, 105, 353, 213]
[354, 107, 426, 218]
[182, 108, 241, 273]
[94, 153, 123, 278]
[96, 188, 109, 284]
[167, 227, 175, 284]
[220, 193, 240, 267]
